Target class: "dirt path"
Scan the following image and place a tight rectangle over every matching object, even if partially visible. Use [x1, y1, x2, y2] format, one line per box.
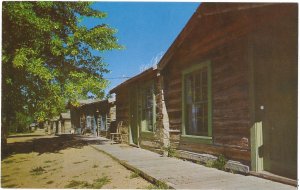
[1, 132, 152, 188]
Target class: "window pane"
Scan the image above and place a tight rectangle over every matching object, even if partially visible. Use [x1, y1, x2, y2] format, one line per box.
[202, 69, 208, 100]
[195, 71, 202, 102]
[142, 84, 154, 131]
[185, 75, 193, 104]
[184, 66, 209, 136]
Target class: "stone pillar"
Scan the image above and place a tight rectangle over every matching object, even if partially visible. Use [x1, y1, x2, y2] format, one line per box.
[58, 121, 62, 134]
[47, 123, 51, 135]
[156, 72, 170, 155]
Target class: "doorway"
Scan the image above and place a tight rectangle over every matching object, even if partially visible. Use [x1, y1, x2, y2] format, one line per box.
[250, 22, 297, 179]
[130, 88, 139, 145]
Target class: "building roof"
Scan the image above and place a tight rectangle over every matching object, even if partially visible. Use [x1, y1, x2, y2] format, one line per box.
[110, 67, 157, 94]
[50, 116, 59, 121]
[157, 3, 274, 70]
[77, 99, 103, 106]
[60, 112, 71, 119]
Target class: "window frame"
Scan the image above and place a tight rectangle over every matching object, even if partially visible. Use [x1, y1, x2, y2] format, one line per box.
[140, 80, 156, 133]
[181, 61, 212, 144]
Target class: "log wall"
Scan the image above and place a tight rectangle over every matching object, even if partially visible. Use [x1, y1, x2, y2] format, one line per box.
[159, 4, 290, 164]
[113, 69, 159, 147]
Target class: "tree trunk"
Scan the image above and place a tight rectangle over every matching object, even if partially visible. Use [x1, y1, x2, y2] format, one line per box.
[1, 119, 9, 158]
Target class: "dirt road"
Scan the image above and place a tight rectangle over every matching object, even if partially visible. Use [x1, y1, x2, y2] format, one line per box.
[1, 131, 152, 188]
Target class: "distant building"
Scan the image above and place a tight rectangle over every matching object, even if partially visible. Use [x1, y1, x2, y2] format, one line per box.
[49, 116, 59, 134]
[69, 99, 116, 137]
[60, 111, 72, 134]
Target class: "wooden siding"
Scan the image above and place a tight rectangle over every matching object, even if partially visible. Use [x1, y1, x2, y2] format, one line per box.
[163, 37, 251, 163]
[113, 69, 159, 148]
[160, 4, 296, 164]
[114, 87, 130, 144]
[69, 100, 113, 136]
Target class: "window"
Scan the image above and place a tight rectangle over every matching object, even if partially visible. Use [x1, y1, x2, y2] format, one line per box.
[141, 83, 155, 132]
[182, 61, 212, 138]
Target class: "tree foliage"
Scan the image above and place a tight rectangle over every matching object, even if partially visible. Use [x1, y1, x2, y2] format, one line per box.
[2, 2, 121, 124]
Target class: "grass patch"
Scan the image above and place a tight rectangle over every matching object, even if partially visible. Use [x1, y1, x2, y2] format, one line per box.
[104, 165, 111, 168]
[146, 184, 158, 189]
[65, 180, 85, 188]
[146, 180, 169, 189]
[92, 176, 111, 188]
[3, 160, 14, 164]
[129, 172, 139, 179]
[4, 184, 17, 188]
[44, 160, 53, 163]
[30, 166, 46, 175]
[49, 168, 57, 171]
[65, 176, 111, 189]
[46, 180, 54, 184]
[205, 160, 214, 168]
[205, 154, 227, 171]
[92, 164, 99, 168]
[163, 146, 177, 158]
[2, 178, 11, 183]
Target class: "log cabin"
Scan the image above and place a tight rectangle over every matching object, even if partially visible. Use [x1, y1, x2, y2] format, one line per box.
[69, 99, 115, 136]
[48, 112, 71, 134]
[156, 3, 297, 179]
[49, 116, 59, 134]
[110, 68, 161, 150]
[60, 111, 72, 134]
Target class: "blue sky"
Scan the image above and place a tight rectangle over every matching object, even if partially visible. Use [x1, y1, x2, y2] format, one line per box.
[83, 2, 200, 95]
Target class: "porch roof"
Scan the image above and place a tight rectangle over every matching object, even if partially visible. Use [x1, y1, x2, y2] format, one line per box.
[109, 67, 157, 94]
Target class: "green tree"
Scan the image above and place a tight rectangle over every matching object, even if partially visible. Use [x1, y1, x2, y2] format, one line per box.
[2, 2, 121, 144]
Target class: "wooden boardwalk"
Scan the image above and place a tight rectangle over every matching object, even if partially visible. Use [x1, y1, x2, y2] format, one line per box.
[90, 140, 296, 190]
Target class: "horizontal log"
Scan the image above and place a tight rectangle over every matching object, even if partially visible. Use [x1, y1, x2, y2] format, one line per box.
[166, 88, 181, 97]
[213, 78, 248, 92]
[168, 111, 181, 118]
[213, 110, 250, 119]
[169, 118, 182, 125]
[213, 93, 249, 102]
[213, 120, 250, 128]
[178, 140, 250, 163]
[167, 78, 181, 87]
[167, 98, 182, 106]
[165, 108, 181, 114]
[166, 102, 181, 112]
[213, 134, 250, 149]
[169, 124, 181, 130]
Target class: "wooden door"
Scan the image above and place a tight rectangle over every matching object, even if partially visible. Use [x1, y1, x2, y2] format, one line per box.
[252, 16, 297, 179]
[130, 88, 139, 145]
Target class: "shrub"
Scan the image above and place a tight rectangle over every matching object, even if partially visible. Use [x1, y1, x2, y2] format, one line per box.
[163, 146, 177, 158]
[129, 172, 139, 179]
[213, 154, 227, 170]
[205, 154, 227, 171]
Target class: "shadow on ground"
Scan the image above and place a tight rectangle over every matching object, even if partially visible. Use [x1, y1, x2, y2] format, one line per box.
[2, 135, 109, 159]
[8, 134, 45, 138]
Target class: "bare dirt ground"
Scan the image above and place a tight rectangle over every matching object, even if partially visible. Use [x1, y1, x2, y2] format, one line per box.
[1, 129, 152, 188]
